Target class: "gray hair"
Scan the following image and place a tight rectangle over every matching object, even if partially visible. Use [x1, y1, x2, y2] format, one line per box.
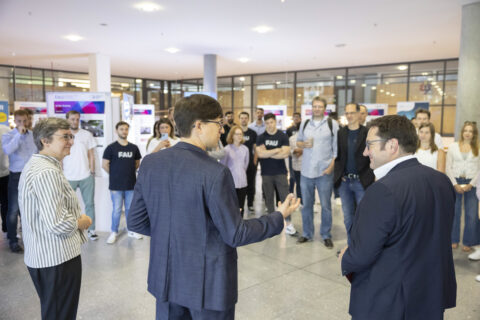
[33, 117, 71, 151]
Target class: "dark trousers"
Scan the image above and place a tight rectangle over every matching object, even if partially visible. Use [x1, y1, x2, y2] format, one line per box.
[156, 301, 235, 320]
[288, 156, 296, 193]
[293, 170, 302, 204]
[28, 255, 82, 320]
[246, 162, 256, 207]
[7, 172, 21, 244]
[236, 187, 247, 217]
[0, 174, 9, 232]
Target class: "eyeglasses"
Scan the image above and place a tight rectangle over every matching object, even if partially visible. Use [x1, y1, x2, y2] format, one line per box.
[202, 120, 224, 128]
[53, 134, 75, 141]
[365, 139, 387, 150]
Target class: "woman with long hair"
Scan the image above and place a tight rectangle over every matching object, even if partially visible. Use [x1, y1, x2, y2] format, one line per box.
[414, 123, 445, 172]
[446, 121, 480, 252]
[220, 125, 249, 217]
[146, 118, 179, 154]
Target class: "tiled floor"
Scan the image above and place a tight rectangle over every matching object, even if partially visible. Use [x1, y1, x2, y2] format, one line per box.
[1, 188, 479, 319]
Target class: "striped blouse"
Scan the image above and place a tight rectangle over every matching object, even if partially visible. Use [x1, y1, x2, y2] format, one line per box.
[19, 154, 87, 268]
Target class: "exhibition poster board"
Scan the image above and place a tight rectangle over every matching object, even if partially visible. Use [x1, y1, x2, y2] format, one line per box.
[131, 104, 155, 157]
[397, 101, 429, 120]
[300, 104, 336, 121]
[14, 101, 48, 126]
[0, 101, 9, 126]
[361, 103, 388, 122]
[122, 93, 134, 122]
[260, 105, 287, 130]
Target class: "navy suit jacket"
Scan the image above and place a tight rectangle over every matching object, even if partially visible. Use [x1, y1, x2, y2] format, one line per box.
[127, 142, 284, 311]
[341, 158, 456, 320]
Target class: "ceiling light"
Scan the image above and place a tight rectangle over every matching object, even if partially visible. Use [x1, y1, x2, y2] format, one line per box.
[428, 77, 434, 81]
[135, 79, 142, 83]
[276, 81, 281, 85]
[385, 81, 390, 85]
[371, 86, 377, 90]
[238, 57, 250, 63]
[239, 77, 245, 82]
[134, 2, 163, 12]
[432, 81, 437, 85]
[165, 47, 180, 54]
[380, 89, 384, 93]
[397, 65, 408, 71]
[297, 94, 302, 97]
[63, 34, 83, 42]
[350, 80, 356, 84]
[421, 72, 428, 76]
[241, 88, 245, 91]
[58, 81, 64, 87]
[361, 83, 367, 87]
[391, 93, 395, 97]
[252, 25, 273, 34]
[121, 83, 130, 88]
[386, 91, 390, 95]
[336, 75, 343, 80]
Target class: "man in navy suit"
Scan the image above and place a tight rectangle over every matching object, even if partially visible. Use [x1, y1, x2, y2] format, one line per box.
[127, 94, 300, 320]
[339, 115, 456, 320]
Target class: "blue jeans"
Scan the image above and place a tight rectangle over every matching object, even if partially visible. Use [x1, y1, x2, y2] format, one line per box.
[300, 173, 333, 239]
[69, 175, 96, 231]
[451, 178, 480, 246]
[7, 172, 21, 244]
[338, 178, 365, 245]
[110, 190, 134, 233]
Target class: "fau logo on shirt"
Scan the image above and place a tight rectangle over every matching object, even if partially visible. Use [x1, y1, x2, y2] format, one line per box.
[118, 152, 133, 158]
[243, 135, 250, 142]
[265, 140, 279, 147]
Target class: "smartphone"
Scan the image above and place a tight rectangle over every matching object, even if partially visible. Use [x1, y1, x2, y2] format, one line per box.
[161, 133, 169, 141]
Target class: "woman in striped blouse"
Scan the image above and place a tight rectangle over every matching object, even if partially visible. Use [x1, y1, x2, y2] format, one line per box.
[19, 118, 92, 320]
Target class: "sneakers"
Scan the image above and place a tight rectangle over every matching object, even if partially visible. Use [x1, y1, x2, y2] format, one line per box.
[128, 231, 143, 240]
[468, 249, 480, 261]
[87, 230, 99, 241]
[10, 242, 23, 253]
[476, 275, 480, 282]
[297, 236, 312, 244]
[285, 224, 298, 236]
[106, 232, 117, 244]
[324, 238, 334, 249]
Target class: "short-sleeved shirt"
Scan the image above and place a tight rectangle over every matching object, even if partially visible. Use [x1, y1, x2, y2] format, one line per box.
[103, 141, 142, 190]
[256, 130, 289, 176]
[242, 128, 257, 164]
[63, 129, 97, 181]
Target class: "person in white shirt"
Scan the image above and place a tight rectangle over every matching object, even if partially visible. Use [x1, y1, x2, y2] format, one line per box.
[414, 123, 445, 172]
[146, 118, 179, 154]
[446, 121, 480, 253]
[0, 124, 10, 233]
[62, 111, 98, 240]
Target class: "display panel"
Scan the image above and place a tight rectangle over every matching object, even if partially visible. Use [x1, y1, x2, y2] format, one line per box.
[54, 101, 105, 114]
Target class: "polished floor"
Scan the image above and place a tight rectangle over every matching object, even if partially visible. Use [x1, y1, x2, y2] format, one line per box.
[1, 185, 480, 319]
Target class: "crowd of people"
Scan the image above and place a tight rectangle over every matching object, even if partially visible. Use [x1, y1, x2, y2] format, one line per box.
[0, 94, 479, 319]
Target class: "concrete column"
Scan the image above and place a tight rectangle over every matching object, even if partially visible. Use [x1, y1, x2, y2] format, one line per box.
[88, 53, 111, 92]
[455, 0, 480, 139]
[203, 54, 217, 95]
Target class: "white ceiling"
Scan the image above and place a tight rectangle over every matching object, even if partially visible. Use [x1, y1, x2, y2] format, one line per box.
[0, 0, 464, 80]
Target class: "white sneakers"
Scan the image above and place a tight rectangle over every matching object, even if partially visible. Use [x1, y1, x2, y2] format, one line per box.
[128, 231, 143, 240]
[106, 232, 117, 244]
[285, 223, 297, 236]
[468, 248, 480, 261]
[476, 275, 480, 282]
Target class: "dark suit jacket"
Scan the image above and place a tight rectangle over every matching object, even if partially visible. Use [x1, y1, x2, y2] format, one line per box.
[341, 158, 456, 320]
[333, 125, 374, 189]
[127, 142, 284, 312]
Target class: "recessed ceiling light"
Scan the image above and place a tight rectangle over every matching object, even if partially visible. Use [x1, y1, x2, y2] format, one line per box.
[63, 34, 83, 42]
[252, 25, 273, 34]
[386, 91, 390, 95]
[371, 86, 377, 90]
[336, 75, 343, 80]
[391, 93, 395, 97]
[350, 80, 356, 84]
[397, 65, 408, 71]
[421, 72, 428, 76]
[165, 47, 180, 54]
[276, 81, 281, 85]
[380, 89, 384, 93]
[239, 77, 245, 82]
[238, 57, 250, 63]
[361, 84, 367, 87]
[134, 2, 163, 12]
[385, 81, 390, 85]
[135, 79, 142, 83]
[241, 88, 245, 91]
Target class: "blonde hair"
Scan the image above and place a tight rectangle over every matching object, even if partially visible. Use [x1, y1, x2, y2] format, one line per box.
[226, 125, 244, 145]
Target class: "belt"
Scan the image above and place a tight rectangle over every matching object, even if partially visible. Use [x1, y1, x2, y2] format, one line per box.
[344, 173, 359, 179]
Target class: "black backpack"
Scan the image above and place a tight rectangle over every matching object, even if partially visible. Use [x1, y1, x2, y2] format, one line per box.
[302, 117, 334, 137]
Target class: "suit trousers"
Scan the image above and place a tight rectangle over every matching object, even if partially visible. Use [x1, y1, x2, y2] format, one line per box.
[28, 255, 82, 320]
[156, 301, 235, 320]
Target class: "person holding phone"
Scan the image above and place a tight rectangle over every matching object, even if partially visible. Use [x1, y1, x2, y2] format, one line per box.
[146, 118, 179, 154]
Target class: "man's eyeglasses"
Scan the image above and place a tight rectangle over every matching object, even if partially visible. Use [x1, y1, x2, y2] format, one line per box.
[202, 120, 224, 128]
[365, 139, 387, 150]
[54, 134, 75, 141]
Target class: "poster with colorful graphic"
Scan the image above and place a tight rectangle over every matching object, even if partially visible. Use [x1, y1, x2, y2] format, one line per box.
[361, 103, 388, 122]
[14, 101, 47, 126]
[122, 93, 134, 121]
[131, 104, 155, 157]
[260, 105, 288, 130]
[0, 101, 9, 126]
[300, 104, 336, 121]
[396, 101, 429, 120]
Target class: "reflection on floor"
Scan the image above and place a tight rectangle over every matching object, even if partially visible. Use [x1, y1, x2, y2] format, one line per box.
[1, 176, 479, 319]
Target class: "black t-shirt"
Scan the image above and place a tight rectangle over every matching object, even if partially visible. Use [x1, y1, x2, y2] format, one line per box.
[103, 141, 142, 190]
[220, 123, 236, 146]
[286, 123, 300, 138]
[256, 130, 289, 176]
[346, 128, 359, 174]
[242, 128, 257, 164]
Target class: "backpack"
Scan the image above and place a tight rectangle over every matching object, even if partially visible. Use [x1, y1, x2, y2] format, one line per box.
[302, 117, 333, 137]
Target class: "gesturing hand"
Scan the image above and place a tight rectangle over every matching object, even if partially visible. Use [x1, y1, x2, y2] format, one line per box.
[277, 194, 301, 219]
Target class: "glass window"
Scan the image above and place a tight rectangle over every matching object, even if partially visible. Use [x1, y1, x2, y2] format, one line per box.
[146, 80, 161, 111]
[408, 62, 444, 105]
[233, 76, 252, 118]
[14, 67, 44, 102]
[45, 71, 90, 93]
[0, 66, 14, 108]
[111, 77, 136, 100]
[217, 77, 232, 112]
[170, 82, 182, 108]
[254, 72, 294, 116]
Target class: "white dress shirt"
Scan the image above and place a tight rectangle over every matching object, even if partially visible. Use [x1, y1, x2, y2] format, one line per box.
[373, 155, 416, 180]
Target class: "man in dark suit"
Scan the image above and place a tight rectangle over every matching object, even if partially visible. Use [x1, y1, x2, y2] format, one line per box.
[127, 94, 300, 320]
[339, 115, 456, 320]
[334, 103, 374, 244]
